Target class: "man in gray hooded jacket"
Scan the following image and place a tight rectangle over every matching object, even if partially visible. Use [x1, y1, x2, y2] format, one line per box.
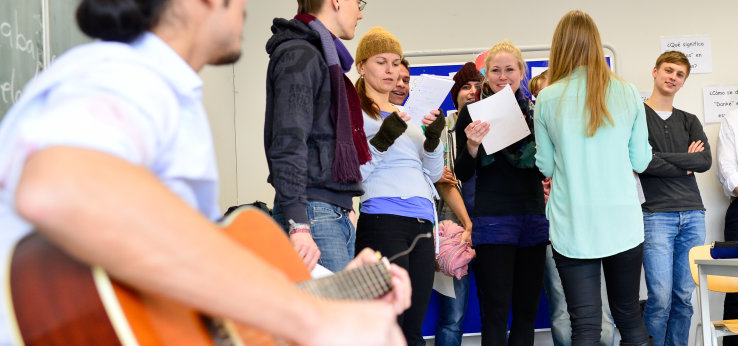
[264, 0, 368, 272]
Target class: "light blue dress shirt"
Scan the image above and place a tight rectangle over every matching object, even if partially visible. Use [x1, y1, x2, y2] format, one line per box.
[0, 32, 219, 345]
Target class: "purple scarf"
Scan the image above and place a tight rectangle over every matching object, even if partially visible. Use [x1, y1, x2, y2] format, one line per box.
[295, 14, 370, 183]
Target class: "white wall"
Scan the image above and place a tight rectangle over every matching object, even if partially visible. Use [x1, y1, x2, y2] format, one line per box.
[204, 0, 738, 343]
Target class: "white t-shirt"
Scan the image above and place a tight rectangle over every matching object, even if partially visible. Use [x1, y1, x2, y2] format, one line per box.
[656, 110, 672, 121]
[0, 33, 220, 345]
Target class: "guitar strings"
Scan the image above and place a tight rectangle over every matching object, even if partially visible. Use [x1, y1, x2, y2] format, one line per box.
[296, 232, 431, 299]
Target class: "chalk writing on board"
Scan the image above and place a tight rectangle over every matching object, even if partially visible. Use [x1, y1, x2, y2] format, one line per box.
[1, 13, 40, 62]
[703, 86, 738, 124]
[0, 69, 23, 105]
[1, 8, 44, 115]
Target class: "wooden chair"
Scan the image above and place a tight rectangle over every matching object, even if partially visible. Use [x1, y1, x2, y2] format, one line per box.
[689, 245, 738, 345]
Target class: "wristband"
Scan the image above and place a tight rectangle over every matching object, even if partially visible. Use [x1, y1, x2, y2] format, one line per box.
[288, 219, 311, 235]
[289, 228, 311, 235]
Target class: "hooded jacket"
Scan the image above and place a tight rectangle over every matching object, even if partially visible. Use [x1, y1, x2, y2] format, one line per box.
[264, 18, 363, 225]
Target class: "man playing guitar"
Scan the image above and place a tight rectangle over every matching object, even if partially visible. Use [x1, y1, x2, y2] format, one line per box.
[0, 0, 410, 345]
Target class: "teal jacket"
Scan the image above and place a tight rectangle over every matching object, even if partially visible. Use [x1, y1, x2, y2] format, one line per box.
[534, 67, 652, 259]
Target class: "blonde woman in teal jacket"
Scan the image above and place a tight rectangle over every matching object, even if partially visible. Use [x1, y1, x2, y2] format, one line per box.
[534, 10, 653, 346]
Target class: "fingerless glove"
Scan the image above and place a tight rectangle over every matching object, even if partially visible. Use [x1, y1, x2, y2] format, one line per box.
[423, 112, 446, 152]
[369, 112, 407, 152]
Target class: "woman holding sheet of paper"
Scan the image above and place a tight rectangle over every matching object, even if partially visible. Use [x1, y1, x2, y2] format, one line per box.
[352, 27, 445, 346]
[454, 40, 548, 346]
[533, 10, 652, 345]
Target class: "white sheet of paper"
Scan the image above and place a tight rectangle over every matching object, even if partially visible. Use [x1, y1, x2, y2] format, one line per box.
[310, 264, 333, 279]
[703, 85, 738, 124]
[433, 271, 456, 298]
[403, 74, 455, 127]
[530, 66, 547, 78]
[466, 84, 530, 155]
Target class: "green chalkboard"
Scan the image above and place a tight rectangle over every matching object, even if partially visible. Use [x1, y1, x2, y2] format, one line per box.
[0, 0, 44, 117]
[0, 0, 89, 118]
[49, 0, 90, 61]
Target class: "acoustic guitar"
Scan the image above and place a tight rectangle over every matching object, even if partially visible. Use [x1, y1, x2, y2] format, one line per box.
[7, 207, 392, 346]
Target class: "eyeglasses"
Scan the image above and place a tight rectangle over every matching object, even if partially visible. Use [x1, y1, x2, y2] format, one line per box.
[358, 0, 366, 11]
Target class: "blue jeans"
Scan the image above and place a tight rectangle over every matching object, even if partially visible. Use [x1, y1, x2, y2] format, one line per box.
[642, 210, 706, 346]
[272, 200, 355, 272]
[435, 273, 471, 346]
[544, 245, 615, 346]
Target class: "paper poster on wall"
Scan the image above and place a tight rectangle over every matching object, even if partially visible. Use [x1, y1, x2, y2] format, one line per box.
[703, 86, 738, 123]
[660, 36, 712, 74]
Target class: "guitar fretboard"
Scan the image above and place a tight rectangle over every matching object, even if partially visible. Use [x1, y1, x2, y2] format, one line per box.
[296, 260, 392, 300]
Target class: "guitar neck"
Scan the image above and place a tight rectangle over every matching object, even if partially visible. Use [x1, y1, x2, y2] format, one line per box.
[296, 261, 392, 300]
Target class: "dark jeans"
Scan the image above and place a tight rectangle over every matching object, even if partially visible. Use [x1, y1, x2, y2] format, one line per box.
[356, 213, 435, 346]
[553, 243, 650, 346]
[474, 243, 547, 346]
[724, 199, 738, 346]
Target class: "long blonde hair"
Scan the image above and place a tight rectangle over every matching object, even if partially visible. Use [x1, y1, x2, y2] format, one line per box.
[548, 10, 614, 137]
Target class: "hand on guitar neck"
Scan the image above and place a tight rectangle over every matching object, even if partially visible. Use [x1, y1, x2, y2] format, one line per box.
[346, 248, 412, 315]
[303, 250, 411, 345]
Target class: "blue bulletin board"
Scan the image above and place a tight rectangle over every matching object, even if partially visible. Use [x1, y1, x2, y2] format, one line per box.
[421, 270, 552, 337]
[414, 56, 612, 338]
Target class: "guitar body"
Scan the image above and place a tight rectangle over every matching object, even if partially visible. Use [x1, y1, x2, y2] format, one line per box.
[8, 207, 310, 346]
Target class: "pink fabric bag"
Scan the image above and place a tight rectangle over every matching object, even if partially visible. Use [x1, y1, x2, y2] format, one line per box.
[435, 220, 475, 279]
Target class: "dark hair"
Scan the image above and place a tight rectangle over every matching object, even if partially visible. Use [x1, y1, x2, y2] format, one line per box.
[76, 0, 171, 43]
[297, 0, 325, 14]
[400, 58, 410, 71]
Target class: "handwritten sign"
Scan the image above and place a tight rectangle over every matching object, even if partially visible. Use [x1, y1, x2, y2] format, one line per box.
[660, 36, 712, 74]
[703, 86, 738, 123]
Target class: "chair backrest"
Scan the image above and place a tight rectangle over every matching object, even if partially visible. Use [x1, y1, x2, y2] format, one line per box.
[689, 245, 738, 293]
